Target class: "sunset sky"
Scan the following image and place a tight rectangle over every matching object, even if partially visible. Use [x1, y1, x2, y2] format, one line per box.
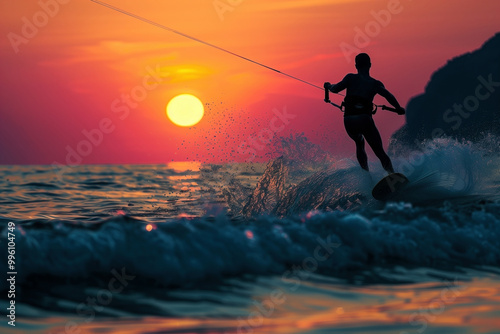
[1, 0, 499, 165]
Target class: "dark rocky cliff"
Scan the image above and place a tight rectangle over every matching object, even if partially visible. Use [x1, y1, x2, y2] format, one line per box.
[390, 33, 500, 150]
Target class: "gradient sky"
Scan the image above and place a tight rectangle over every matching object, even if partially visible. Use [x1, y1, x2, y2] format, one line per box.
[1, 0, 499, 165]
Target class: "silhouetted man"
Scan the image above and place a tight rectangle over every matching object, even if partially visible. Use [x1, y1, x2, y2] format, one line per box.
[324, 53, 405, 174]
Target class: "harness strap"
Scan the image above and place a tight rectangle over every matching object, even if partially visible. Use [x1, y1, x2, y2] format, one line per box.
[343, 96, 375, 115]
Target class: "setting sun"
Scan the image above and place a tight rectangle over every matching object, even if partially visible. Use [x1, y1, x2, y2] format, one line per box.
[166, 94, 204, 127]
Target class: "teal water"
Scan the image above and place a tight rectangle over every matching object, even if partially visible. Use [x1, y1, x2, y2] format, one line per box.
[1, 138, 500, 333]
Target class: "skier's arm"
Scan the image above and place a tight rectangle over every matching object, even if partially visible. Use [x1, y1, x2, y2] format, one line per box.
[377, 84, 405, 115]
[324, 74, 350, 94]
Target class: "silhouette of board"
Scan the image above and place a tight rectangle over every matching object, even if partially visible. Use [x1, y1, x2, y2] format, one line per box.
[372, 173, 409, 201]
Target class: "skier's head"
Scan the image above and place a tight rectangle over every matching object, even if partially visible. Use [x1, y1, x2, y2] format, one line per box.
[355, 53, 371, 70]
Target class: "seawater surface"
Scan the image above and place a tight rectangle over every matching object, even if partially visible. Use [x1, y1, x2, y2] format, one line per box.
[1, 138, 500, 334]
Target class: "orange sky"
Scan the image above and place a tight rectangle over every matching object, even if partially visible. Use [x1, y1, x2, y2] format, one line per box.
[1, 0, 499, 164]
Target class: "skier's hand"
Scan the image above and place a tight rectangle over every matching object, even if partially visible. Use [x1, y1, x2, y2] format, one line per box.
[324, 82, 331, 89]
[396, 107, 406, 115]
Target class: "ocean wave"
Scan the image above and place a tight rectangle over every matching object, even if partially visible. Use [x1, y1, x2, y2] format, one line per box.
[1, 199, 499, 291]
[1, 137, 499, 293]
[223, 136, 499, 216]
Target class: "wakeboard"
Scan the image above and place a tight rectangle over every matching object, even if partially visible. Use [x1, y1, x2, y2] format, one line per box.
[372, 173, 409, 201]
